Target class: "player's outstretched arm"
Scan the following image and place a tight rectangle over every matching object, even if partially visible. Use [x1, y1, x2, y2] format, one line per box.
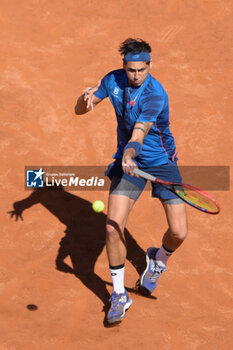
[122, 121, 153, 175]
[75, 80, 102, 115]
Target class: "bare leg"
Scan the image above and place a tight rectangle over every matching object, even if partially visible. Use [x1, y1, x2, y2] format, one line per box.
[105, 194, 135, 323]
[162, 202, 188, 251]
[106, 194, 135, 266]
[140, 202, 188, 295]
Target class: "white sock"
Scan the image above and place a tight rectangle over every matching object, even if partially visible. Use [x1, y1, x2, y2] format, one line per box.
[109, 264, 125, 294]
[155, 245, 174, 266]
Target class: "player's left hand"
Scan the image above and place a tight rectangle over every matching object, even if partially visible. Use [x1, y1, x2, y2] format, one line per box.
[83, 80, 101, 110]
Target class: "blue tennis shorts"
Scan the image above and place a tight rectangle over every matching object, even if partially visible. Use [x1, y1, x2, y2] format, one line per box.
[106, 159, 183, 203]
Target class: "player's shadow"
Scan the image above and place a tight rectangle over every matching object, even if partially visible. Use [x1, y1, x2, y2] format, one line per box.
[9, 186, 150, 326]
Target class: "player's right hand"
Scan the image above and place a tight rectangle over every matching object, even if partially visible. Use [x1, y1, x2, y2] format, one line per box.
[83, 80, 101, 110]
[122, 152, 138, 176]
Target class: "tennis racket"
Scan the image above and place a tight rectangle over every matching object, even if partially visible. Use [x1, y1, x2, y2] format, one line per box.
[133, 168, 220, 214]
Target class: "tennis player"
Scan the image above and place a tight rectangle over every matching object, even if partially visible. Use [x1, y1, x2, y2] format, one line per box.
[75, 38, 188, 324]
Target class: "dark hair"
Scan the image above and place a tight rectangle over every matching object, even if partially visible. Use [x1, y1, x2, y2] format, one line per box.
[119, 38, 152, 56]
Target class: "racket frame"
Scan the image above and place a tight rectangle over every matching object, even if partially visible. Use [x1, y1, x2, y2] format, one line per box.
[133, 167, 220, 215]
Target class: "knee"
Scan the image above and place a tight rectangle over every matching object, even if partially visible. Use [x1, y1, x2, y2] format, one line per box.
[106, 222, 124, 244]
[169, 224, 188, 242]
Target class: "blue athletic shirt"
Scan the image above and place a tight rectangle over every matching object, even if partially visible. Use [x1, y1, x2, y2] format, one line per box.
[94, 69, 177, 167]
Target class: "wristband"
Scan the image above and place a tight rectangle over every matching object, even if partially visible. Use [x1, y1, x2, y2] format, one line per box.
[124, 141, 142, 157]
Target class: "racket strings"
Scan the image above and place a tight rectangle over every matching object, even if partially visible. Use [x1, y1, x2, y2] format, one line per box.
[173, 185, 219, 213]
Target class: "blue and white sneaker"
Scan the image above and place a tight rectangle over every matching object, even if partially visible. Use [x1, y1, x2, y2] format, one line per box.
[107, 290, 132, 324]
[140, 247, 167, 295]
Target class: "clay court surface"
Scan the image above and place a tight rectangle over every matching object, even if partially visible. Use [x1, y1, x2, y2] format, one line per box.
[1, 0, 233, 349]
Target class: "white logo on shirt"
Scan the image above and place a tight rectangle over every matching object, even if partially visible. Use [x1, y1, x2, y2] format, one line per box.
[113, 87, 119, 96]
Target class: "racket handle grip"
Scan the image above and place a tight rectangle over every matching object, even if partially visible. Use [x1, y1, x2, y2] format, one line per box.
[133, 168, 156, 182]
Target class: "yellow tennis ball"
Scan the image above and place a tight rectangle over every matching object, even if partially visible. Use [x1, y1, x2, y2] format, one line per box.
[92, 200, 104, 213]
